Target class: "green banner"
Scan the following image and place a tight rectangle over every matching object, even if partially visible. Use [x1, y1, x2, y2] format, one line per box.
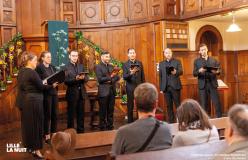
[48, 21, 68, 69]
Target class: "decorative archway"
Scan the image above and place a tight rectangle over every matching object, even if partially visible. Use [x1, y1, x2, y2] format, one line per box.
[195, 25, 223, 56]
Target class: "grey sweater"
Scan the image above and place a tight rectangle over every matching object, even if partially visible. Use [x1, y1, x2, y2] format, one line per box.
[172, 126, 220, 147]
[111, 117, 172, 155]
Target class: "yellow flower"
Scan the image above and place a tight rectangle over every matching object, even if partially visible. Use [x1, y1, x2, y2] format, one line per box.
[83, 45, 89, 51]
[77, 40, 83, 44]
[9, 54, 14, 61]
[17, 41, 22, 46]
[9, 46, 15, 52]
[95, 60, 100, 64]
[119, 69, 123, 74]
[0, 60, 3, 65]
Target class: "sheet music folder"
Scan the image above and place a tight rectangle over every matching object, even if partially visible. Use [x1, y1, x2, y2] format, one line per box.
[45, 70, 65, 84]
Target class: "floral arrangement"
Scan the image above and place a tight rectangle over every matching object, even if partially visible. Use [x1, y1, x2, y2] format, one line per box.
[0, 32, 24, 91]
[51, 29, 68, 69]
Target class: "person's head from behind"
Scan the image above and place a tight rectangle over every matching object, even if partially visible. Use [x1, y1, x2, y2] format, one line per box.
[20, 51, 38, 70]
[134, 83, 158, 116]
[39, 51, 52, 65]
[127, 48, 136, 61]
[225, 104, 248, 145]
[177, 99, 212, 131]
[163, 48, 173, 61]
[51, 128, 76, 155]
[69, 50, 79, 64]
[101, 51, 111, 64]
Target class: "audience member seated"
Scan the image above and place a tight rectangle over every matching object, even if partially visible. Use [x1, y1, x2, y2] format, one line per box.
[111, 83, 172, 156]
[214, 104, 248, 160]
[172, 99, 219, 147]
[44, 129, 76, 160]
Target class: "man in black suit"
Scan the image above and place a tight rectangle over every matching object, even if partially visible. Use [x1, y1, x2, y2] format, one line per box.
[95, 51, 120, 130]
[123, 48, 145, 123]
[64, 50, 88, 133]
[159, 48, 183, 123]
[193, 43, 222, 117]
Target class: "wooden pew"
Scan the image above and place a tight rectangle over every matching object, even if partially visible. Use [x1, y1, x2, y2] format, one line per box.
[116, 140, 228, 160]
[65, 130, 116, 160]
[64, 117, 228, 160]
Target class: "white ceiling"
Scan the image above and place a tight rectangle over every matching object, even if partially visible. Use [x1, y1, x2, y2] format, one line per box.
[195, 8, 248, 22]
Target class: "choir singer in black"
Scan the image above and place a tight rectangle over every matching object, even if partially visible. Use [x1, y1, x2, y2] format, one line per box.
[193, 43, 222, 117]
[122, 48, 145, 123]
[95, 51, 120, 130]
[159, 48, 183, 123]
[64, 50, 89, 133]
[36, 51, 58, 144]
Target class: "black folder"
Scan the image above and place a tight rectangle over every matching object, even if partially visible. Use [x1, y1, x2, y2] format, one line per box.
[203, 66, 219, 72]
[166, 66, 175, 75]
[45, 70, 65, 85]
[130, 64, 140, 69]
[78, 71, 89, 76]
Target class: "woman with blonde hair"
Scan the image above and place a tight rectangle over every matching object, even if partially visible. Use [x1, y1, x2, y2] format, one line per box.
[172, 99, 219, 147]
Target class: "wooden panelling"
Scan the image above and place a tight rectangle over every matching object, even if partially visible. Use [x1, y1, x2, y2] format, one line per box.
[0, 0, 16, 46]
[128, 0, 148, 21]
[0, 26, 16, 44]
[60, 0, 77, 26]
[183, 0, 200, 16]
[0, 0, 16, 25]
[79, 1, 101, 25]
[201, 0, 221, 13]
[181, 0, 248, 19]
[150, 0, 164, 18]
[105, 0, 125, 23]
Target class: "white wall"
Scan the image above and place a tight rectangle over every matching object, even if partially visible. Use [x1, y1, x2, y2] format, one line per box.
[188, 20, 248, 51]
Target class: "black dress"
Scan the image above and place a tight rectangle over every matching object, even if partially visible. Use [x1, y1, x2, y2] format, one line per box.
[16, 67, 52, 150]
[36, 63, 58, 135]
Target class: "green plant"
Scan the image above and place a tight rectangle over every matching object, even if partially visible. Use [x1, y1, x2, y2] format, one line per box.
[0, 81, 7, 90]
[121, 94, 127, 104]
[6, 75, 12, 81]
[13, 67, 18, 74]
[88, 71, 96, 79]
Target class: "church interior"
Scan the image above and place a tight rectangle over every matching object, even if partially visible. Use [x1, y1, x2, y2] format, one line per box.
[0, 0, 248, 159]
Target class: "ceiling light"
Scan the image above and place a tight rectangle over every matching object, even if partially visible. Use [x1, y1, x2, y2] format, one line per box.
[226, 12, 242, 32]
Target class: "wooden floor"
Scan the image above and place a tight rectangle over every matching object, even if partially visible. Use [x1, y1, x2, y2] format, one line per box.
[0, 115, 126, 160]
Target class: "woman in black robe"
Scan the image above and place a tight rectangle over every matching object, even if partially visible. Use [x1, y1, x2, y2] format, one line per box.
[16, 51, 58, 158]
[36, 51, 58, 143]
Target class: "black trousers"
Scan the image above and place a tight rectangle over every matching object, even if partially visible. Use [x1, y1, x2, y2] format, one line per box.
[67, 94, 85, 132]
[98, 89, 115, 129]
[164, 86, 181, 123]
[126, 88, 135, 123]
[43, 94, 58, 135]
[199, 82, 222, 118]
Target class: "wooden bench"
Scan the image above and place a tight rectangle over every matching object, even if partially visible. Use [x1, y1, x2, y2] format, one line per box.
[64, 117, 228, 160]
[116, 140, 228, 160]
[65, 130, 116, 160]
